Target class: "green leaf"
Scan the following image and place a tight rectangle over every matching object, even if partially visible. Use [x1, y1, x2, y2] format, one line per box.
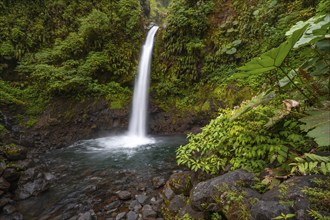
[279, 70, 297, 87]
[238, 25, 306, 74]
[226, 47, 237, 55]
[300, 110, 330, 147]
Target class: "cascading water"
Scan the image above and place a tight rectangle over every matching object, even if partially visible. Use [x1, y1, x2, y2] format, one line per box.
[128, 26, 159, 138]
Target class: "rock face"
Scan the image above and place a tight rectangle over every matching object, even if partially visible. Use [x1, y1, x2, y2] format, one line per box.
[162, 170, 330, 220]
[190, 169, 257, 212]
[15, 165, 54, 200]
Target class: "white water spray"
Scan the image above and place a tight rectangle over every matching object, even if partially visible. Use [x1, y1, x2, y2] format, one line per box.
[128, 26, 159, 138]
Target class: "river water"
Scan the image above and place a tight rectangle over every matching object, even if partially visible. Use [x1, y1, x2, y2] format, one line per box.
[17, 135, 186, 219]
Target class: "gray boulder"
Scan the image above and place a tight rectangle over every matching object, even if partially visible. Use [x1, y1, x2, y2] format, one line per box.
[251, 200, 293, 220]
[190, 169, 258, 211]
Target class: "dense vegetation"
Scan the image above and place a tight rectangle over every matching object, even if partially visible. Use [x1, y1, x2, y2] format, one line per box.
[0, 0, 149, 133]
[0, 0, 329, 219]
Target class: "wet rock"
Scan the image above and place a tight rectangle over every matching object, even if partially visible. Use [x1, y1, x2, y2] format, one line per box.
[142, 204, 157, 219]
[6, 212, 23, 220]
[0, 162, 6, 175]
[105, 200, 122, 210]
[117, 190, 131, 200]
[178, 205, 205, 220]
[136, 194, 148, 205]
[0, 177, 10, 191]
[15, 165, 53, 199]
[0, 197, 11, 208]
[168, 171, 193, 196]
[3, 145, 27, 161]
[116, 212, 126, 220]
[169, 195, 186, 213]
[129, 200, 142, 212]
[162, 183, 175, 200]
[150, 197, 163, 213]
[3, 167, 21, 182]
[3, 204, 16, 215]
[251, 200, 293, 220]
[127, 211, 138, 220]
[15, 178, 49, 200]
[261, 175, 327, 213]
[190, 169, 257, 212]
[152, 176, 166, 189]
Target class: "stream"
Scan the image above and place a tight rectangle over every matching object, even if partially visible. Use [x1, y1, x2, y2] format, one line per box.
[17, 135, 186, 219]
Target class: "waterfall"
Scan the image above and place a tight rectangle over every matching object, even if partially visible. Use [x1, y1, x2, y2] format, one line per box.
[128, 26, 159, 137]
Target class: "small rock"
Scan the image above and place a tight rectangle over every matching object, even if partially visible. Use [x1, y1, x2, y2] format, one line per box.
[117, 191, 131, 200]
[150, 197, 163, 213]
[8, 212, 23, 220]
[3, 167, 21, 182]
[3, 204, 16, 215]
[152, 177, 166, 189]
[0, 162, 6, 175]
[0, 197, 11, 208]
[129, 200, 142, 212]
[142, 205, 157, 219]
[0, 177, 10, 191]
[136, 194, 148, 205]
[105, 200, 122, 210]
[127, 211, 138, 220]
[116, 212, 126, 220]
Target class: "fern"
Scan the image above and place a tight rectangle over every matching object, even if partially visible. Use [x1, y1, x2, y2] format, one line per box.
[308, 210, 330, 220]
[290, 153, 330, 175]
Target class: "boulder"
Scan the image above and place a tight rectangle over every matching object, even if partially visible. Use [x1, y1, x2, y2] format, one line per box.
[178, 205, 205, 220]
[251, 200, 293, 220]
[3, 145, 27, 161]
[190, 169, 257, 212]
[168, 195, 186, 213]
[15, 167, 52, 200]
[262, 175, 327, 212]
[3, 167, 21, 182]
[168, 171, 193, 196]
[162, 182, 175, 200]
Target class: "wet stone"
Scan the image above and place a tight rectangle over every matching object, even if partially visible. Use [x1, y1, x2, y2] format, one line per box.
[0, 162, 6, 175]
[136, 194, 148, 205]
[3, 168, 21, 182]
[117, 191, 131, 200]
[115, 212, 126, 220]
[129, 200, 142, 212]
[3, 204, 16, 215]
[142, 204, 157, 219]
[0, 177, 10, 191]
[152, 176, 166, 189]
[127, 211, 138, 220]
[105, 200, 122, 210]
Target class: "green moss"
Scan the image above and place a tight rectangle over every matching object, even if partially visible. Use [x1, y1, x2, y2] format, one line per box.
[302, 177, 330, 212]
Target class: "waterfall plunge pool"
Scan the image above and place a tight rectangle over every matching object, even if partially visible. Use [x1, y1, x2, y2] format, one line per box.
[17, 135, 186, 219]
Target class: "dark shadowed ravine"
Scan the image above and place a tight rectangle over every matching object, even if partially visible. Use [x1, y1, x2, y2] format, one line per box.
[16, 135, 186, 219]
